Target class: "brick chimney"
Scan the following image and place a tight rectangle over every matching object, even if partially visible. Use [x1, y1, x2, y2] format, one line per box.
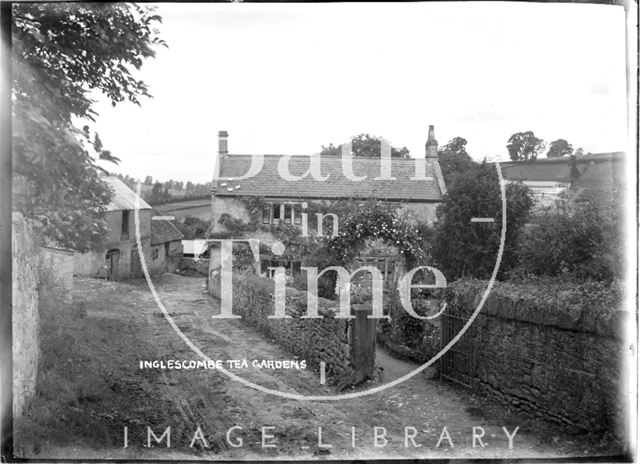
[425, 125, 438, 158]
[218, 130, 228, 156]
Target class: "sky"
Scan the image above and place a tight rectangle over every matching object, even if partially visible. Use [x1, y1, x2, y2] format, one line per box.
[91, 2, 629, 184]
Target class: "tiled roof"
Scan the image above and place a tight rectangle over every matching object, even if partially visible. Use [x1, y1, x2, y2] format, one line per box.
[151, 218, 184, 245]
[214, 154, 445, 201]
[104, 177, 152, 211]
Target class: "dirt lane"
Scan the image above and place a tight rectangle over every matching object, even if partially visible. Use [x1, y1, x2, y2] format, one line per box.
[19, 274, 614, 460]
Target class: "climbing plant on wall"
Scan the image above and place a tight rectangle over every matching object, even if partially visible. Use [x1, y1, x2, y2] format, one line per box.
[212, 196, 433, 272]
[322, 200, 438, 346]
[214, 195, 436, 345]
[213, 196, 331, 264]
[325, 200, 429, 267]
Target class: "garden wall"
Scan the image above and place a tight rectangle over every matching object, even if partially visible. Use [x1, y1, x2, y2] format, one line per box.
[12, 212, 39, 418]
[444, 279, 628, 433]
[209, 272, 376, 384]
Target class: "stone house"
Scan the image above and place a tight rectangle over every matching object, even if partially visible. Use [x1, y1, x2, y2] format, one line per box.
[74, 177, 182, 280]
[149, 217, 184, 274]
[208, 127, 447, 281]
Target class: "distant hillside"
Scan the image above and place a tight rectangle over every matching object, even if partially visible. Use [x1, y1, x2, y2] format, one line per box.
[155, 199, 212, 221]
[111, 173, 211, 205]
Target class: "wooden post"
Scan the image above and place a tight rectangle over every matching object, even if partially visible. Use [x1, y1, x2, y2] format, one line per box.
[350, 302, 376, 381]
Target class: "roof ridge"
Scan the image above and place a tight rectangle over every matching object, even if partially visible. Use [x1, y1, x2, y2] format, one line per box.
[222, 153, 429, 162]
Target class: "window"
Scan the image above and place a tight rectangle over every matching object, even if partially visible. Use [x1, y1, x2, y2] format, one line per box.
[272, 204, 281, 223]
[284, 205, 292, 224]
[260, 203, 304, 227]
[121, 211, 130, 240]
[152, 247, 159, 260]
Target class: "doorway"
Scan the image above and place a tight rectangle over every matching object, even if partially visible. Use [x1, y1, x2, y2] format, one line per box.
[105, 249, 120, 281]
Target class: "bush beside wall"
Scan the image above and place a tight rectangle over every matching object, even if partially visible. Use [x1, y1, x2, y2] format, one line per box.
[445, 278, 627, 433]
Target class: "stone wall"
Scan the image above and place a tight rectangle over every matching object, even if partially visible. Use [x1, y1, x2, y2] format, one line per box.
[12, 212, 39, 418]
[401, 201, 438, 224]
[444, 279, 628, 434]
[209, 272, 376, 383]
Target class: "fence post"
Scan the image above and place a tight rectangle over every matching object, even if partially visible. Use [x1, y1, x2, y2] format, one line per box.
[350, 302, 377, 381]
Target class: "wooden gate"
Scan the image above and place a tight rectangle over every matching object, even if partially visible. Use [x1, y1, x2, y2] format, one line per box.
[439, 305, 476, 388]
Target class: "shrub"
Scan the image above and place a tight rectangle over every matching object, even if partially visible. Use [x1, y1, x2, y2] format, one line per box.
[327, 199, 429, 266]
[432, 162, 534, 281]
[513, 199, 623, 282]
[177, 215, 211, 239]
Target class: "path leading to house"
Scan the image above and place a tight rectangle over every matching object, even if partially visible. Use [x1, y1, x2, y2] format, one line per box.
[19, 274, 614, 460]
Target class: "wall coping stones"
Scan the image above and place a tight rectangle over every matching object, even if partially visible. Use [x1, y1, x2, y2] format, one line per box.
[448, 278, 627, 339]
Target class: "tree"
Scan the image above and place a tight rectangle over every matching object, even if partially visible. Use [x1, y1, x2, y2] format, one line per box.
[144, 176, 154, 185]
[148, 181, 169, 204]
[431, 162, 534, 280]
[91, 132, 121, 166]
[506, 131, 546, 162]
[546, 139, 573, 158]
[437, 137, 478, 187]
[177, 216, 211, 240]
[320, 134, 410, 158]
[12, 3, 165, 251]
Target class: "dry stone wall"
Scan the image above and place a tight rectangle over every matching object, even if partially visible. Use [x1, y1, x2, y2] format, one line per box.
[445, 279, 628, 434]
[210, 273, 375, 383]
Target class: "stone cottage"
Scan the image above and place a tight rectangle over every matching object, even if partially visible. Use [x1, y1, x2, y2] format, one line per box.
[207, 126, 447, 282]
[149, 217, 184, 274]
[74, 177, 182, 280]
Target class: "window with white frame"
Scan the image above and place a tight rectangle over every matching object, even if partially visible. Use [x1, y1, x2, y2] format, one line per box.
[261, 203, 301, 226]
